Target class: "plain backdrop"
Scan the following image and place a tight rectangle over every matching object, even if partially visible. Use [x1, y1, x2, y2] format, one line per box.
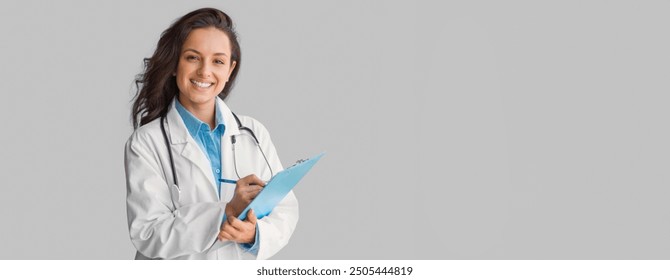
[0, 0, 669, 259]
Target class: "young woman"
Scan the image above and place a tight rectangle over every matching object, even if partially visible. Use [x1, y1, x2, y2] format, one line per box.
[125, 8, 298, 260]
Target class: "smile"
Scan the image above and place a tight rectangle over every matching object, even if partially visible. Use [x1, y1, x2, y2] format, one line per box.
[191, 79, 214, 88]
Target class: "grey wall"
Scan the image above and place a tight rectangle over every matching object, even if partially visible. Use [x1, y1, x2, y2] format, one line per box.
[0, 0, 668, 259]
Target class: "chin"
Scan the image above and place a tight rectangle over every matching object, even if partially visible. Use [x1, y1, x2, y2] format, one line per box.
[181, 93, 215, 105]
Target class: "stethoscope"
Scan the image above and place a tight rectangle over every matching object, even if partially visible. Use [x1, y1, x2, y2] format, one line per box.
[159, 112, 274, 207]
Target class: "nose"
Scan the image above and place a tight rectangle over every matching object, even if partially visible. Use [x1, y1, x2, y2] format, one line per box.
[196, 62, 211, 78]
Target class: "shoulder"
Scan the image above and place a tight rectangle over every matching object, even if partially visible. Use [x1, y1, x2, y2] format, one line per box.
[233, 114, 275, 142]
[125, 118, 163, 150]
[235, 114, 270, 133]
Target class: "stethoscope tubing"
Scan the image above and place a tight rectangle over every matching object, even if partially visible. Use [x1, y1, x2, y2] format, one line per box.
[159, 112, 274, 203]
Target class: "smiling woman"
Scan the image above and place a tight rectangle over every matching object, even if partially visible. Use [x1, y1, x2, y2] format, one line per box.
[175, 27, 237, 126]
[131, 8, 241, 127]
[125, 8, 299, 260]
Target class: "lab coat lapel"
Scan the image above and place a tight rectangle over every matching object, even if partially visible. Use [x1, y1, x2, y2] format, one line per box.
[180, 141, 217, 190]
[166, 99, 218, 196]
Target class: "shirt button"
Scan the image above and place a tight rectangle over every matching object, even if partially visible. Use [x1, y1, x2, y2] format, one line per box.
[215, 169, 220, 173]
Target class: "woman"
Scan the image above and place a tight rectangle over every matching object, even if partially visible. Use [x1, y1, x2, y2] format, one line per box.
[125, 8, 298, 260]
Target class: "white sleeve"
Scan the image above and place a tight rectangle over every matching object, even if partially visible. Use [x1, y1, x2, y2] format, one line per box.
[124, 132, 226, 259]
[244, 119, 300, 260]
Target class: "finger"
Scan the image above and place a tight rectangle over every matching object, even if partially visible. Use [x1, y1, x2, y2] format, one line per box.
[244, 185, 263, 194]
[222, 224, 242, 240]
[248, 209, 258, 225]
[219, 230, 235, 241]
[245, 188, 262, 201]
[221, 219, 232, 230]
[242, 186, 262, 200]
[227, 216, 247, 231]
[219, 225, 233, 240]
[241, 174, 266, 187]
[218, 231, 229, 241]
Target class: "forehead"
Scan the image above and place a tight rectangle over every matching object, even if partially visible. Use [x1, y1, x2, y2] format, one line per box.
[182, 27, 232, 55]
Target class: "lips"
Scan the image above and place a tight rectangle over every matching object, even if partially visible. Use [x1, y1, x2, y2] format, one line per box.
[191, 79, 213, 88]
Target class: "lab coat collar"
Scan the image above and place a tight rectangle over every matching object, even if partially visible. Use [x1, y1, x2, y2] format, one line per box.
[164, 97, 242, 193]
[166, 97, 241, 145]
[216, 97, 241, 137]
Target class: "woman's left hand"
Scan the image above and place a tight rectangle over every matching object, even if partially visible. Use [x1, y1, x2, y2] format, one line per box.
[218, 209, 257, 243]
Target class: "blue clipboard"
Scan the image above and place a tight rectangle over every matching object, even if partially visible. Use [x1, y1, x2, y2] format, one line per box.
[237, 152, 325, 221]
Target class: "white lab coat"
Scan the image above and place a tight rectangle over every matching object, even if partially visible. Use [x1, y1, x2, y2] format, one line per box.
[124, 97, 299, 260]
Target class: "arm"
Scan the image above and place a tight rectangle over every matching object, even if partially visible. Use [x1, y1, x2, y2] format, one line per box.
[124, 132, 225, 259]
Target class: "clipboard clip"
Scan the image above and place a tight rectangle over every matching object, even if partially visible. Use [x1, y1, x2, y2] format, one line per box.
[290, 158, 308, 168]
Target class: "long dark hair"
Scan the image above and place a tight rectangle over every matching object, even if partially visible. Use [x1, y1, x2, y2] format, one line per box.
[131, 8, 241, 129]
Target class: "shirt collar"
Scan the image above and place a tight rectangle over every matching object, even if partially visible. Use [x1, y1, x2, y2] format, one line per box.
[175, 98, 225, 137]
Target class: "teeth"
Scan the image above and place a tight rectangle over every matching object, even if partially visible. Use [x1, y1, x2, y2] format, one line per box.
[191, 80, 213, 88]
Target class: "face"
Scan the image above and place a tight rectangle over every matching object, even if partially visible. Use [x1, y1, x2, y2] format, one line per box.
[175, 27, 237, 109]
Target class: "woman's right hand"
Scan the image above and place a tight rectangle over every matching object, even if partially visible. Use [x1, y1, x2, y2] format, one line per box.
[225, 174, 265, 218]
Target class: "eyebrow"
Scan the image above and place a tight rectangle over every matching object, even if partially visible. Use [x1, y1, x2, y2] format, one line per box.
[183, 48, 228, 57]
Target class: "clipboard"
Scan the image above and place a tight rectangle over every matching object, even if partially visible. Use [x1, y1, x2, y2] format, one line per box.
[236, 152, 325, 221]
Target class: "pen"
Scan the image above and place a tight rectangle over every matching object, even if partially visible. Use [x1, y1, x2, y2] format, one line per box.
[219, 178, 237, 184]
[219, 178, 269, 185]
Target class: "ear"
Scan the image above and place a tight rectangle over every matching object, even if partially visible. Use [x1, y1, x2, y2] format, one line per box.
[228, 61, 237, 77]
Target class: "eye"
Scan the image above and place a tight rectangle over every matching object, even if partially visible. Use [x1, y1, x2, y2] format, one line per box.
[215, 59, 225, 65]
[186, 55, 199, 61]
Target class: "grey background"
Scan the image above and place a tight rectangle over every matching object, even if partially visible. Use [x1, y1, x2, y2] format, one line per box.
[0, 0, 668, 259]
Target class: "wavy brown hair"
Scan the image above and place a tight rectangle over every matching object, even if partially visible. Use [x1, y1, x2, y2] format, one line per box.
[131, 8, 241, 129]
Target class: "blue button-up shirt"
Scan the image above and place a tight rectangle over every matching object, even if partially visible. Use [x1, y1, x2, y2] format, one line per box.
[175, 99, 259, 254]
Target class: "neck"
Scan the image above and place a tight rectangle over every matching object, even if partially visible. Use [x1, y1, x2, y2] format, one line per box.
[178, 97, 216, 129]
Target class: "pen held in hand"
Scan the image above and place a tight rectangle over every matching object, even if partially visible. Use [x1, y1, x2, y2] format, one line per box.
[219, 178, 268, 186]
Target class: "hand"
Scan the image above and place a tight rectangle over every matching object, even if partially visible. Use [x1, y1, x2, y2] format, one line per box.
[218, 209, 258, 243]
[225, 174, 265, 217]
